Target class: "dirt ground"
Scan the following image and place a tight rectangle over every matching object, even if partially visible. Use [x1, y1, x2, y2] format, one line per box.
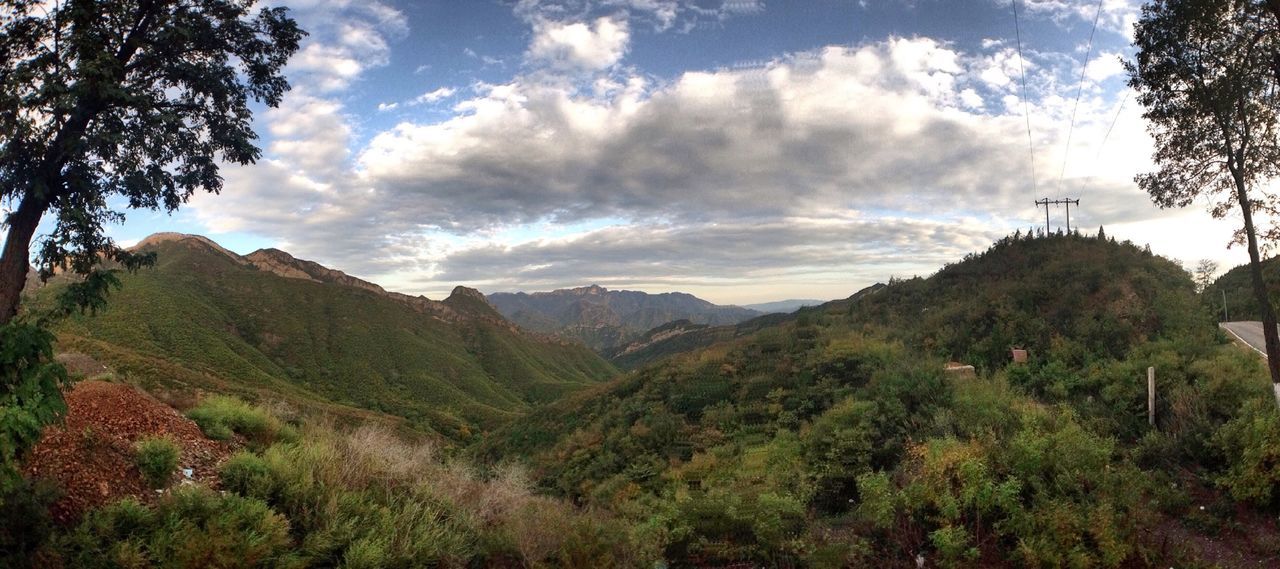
[21, 380, 230, 524]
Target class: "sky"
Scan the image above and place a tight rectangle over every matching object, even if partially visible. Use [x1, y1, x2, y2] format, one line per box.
[96, 0, 1253, 305]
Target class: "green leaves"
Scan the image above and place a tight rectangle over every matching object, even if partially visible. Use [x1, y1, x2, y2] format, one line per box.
[0, 321, 70, 490]
[0, 0, 304, 322]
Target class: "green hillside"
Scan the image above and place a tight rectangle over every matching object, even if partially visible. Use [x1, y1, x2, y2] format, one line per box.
[612, 232, 1194, 372]
[32, 236, 617, 439]
[1202, 256, 1280, 322]
[478, 233, 1279, 566]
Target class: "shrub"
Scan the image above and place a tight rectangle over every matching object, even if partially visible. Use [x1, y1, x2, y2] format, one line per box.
[857, 407, 1146, 568]
[219, 451, 275, 499]
[1215, 400, 1280, 507]
[57, 486, 296, 569]
[186, 395, 297, 447]
[222, 427, 480, 566]
[134, 436, 180, 488]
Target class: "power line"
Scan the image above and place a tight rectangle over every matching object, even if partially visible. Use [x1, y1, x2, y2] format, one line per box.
[1057, 0, 1106, 192]
[1012, 0, 1036, 195]
[1096, 89, 1129, 160]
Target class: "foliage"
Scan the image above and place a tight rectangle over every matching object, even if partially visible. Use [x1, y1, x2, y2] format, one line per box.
[1215, 399, 1280, 507]
[1, 246, 157, 494]
[57, 486, 297, 569]
[480, 234, 1263, 566]
[186, 395, 297, 448]
[134, 436, 180, 489]
[0, 323, 69, 490]
[0, 0, 304, 322]
[1128, 0, 1280, 388]
[11, 233, 1280, 566]
[1203, 255, 1280, 321]
[1127, 0, 1280, 226]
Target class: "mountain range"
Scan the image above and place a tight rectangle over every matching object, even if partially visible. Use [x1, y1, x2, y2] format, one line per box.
[487, 284, 762, 352]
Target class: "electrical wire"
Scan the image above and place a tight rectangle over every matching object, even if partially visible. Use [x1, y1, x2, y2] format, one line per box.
[1012, 0, 1037, 195]
[1095, 89, 1129, 160]
[1057, 0, 1106, 192]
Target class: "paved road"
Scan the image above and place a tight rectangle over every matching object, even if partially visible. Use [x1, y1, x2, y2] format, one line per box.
[1221, 321, 1272, 357]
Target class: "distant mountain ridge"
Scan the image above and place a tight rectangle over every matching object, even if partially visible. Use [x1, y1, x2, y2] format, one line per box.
[487, 285, 762, 352]
[36, 233, 617, 439]
[742, 298, 827, 313]
[607, 285, 883, 369]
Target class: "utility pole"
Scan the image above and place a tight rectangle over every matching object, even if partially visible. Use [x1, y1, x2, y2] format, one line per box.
[1223, 289, 1229, 322]
[1035, 198, 1081, 234]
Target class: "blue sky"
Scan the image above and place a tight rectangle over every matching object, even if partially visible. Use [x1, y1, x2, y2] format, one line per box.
[97, 0, 1249, 304]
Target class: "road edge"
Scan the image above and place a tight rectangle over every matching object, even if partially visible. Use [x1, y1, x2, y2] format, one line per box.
[1220, 323, 1268, 358]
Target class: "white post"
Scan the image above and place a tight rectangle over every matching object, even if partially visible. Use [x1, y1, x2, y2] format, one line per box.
[1148, 367, 1156, 427]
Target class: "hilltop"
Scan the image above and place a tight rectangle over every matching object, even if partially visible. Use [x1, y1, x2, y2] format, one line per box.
[487, 284, 761, 352]
[478, 233, 1273, 566]
[30, 233, 617, 439]
[613, 232, 1197, 371]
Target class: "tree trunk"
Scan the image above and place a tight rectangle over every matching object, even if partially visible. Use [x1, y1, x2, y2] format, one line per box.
[1234, 171, 1280, 407]
[0, 192, 48, 326]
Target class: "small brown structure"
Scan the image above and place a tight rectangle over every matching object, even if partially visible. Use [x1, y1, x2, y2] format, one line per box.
[1010, 348, 1028, 363]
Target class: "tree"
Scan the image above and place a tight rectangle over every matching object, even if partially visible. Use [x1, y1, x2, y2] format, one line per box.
[1128, 0, 1280, 407]
[1193, 259, 1219, 293]
[0, 0, 305, 324]
[0, 0, 303, 485]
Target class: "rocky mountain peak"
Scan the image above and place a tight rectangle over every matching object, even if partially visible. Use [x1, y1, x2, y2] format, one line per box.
[133, 232, 247, 265]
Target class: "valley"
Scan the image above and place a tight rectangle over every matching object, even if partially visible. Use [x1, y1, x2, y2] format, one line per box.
[7, 1, 1280, 567]
[11, 231, 1280, 567]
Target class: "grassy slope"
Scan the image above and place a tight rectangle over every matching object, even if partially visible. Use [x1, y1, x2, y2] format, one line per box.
[39, 238, 616, 439]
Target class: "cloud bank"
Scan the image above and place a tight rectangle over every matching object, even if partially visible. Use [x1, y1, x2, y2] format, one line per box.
[185, 0, 1193, 303]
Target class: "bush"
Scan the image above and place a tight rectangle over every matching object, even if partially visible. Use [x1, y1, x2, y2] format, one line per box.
[186, 395, 297, 447]
[221, 427, 479, 566]
[134, 436, 180, 488]
[857, 407, 1146, 568]
[57, 486, 297, 568]
[219, 451, 275, 498]
[1215, 400, 1280, 507]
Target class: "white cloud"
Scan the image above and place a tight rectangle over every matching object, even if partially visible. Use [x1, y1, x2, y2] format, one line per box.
[186, 0, 1184, 302]
[1085, 50, 1127, 83]
[527, 16, 630, 71]
[280, 1, 405, 93]
[412, 87, 457, 105]
[1016, 0, 1143, 37]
